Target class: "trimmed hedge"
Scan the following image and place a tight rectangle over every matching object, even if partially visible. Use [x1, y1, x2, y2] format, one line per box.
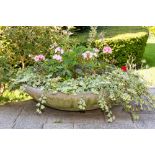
[94, 32, 149, 66]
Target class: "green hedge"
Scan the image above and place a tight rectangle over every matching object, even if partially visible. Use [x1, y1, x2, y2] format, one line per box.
[94, 32, 149, 66]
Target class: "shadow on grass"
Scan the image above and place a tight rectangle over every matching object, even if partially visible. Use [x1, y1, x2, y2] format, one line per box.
[98, 26, 148, 38]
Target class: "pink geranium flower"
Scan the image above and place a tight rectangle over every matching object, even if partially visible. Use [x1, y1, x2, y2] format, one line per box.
[34, 54, 45, 62]
[53, 54, 62, 62]
[103, 46, 112, 54]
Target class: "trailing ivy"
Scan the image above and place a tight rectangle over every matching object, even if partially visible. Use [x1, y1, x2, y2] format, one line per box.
[36, 95, 46, 114]
[13, 67, 155, 122]
[78, 98, 86, 110]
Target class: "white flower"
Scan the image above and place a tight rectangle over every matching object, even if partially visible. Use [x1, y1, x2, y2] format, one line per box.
[93, 48, 99, 53]
[93, 53, 98, 57]
[50, 42, 58, 49]
[55, 47, 64, 54]
[53, 54, 62, 62]
[82, 51, 95, 60]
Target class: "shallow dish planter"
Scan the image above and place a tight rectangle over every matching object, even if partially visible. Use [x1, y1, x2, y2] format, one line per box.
[24, 85, 99, 111]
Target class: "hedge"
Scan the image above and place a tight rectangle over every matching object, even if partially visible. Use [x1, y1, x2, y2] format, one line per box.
[94, 32, 149, 66]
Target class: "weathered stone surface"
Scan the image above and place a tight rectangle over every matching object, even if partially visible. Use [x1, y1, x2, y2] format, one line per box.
[74, 122, 104, 129]
[102, 122, 136, 129]
[0, 102, 24, 129]
[44, 121, 73, 129]
[12, 101, 47, 129]
[149, 87, 155, 94]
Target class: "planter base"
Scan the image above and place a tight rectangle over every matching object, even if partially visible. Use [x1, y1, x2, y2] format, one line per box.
[23, 85, 99, 111]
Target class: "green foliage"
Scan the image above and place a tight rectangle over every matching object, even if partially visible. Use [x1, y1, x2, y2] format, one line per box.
[78, 98, 86, 110]
[0, 26, 77, 69]
[0, 26, 78, 96]
[36, 95, 46, 114]
[12, 66, 155, 122]
[74, 26, 90, 32]
[98, 94, 115, 122]
[0, 55, 13, 83]
[11, 46, 109, 89]
[94, 32, 149, 66]
[0, 89, 31, 105]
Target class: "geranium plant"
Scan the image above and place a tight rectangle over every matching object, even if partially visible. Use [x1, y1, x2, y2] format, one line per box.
[11, 28, 155, 122]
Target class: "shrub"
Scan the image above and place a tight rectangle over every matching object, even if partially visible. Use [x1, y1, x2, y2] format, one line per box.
[0, 26, 78, 96]
[74, 26, 90, 32]
[0, 26, 77, 69]
[94, 32, 149, 66]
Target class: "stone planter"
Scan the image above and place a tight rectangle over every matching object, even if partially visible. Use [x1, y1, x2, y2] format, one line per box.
[23, 85, 99, 111]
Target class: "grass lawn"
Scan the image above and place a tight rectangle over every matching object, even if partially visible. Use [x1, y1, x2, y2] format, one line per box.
[97, 26, 148, 38]
[143, 36, 155, 67]
[138, 35, 155, 86]
[73, 26, 148, 43]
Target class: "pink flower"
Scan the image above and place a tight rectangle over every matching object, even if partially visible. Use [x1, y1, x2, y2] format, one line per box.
[93, 48, 99, 53]
[55, 47, 64, 54]
[53, 54, 62, 62]
[103, 46, 112, 54]
[34, 54, 45, 62]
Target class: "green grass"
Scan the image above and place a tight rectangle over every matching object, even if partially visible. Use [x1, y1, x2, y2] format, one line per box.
[143, 36, 155, 67]
[138, 35, 155, 86]
[97, 26, 148, 38]
[73, 26, 148, 43]
[143, 43, 155, 67]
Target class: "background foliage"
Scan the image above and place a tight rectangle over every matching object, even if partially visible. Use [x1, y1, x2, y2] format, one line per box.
[94, 32, 149, 66]
[0, 26, 153, 104]
[0, 26, 77, 69]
